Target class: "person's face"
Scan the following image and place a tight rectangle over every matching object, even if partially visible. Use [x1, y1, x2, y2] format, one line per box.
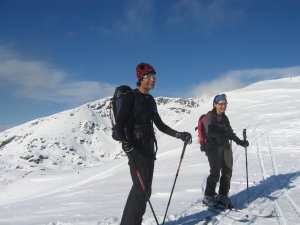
[140, 74, 156, 90]
[214, 99, 227, 114]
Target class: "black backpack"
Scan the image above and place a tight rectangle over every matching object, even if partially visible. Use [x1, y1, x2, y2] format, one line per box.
[110, 85, 133, 141]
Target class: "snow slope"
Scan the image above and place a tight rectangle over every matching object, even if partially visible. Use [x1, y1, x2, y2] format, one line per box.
[0, 77, 300, 225]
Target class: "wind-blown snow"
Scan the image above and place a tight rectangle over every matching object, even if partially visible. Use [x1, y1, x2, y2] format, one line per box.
[0, 77, 300, 225]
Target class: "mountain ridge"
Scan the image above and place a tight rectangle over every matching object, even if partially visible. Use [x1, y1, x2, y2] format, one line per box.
[0, 95, 201, 171]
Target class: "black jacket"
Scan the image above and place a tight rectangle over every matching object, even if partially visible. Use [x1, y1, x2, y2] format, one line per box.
[203, 109, 239, 146]
[115, 89, 178, 142]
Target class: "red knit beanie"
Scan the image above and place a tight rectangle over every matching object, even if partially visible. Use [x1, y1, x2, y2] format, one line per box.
[136, 63, 156, 80]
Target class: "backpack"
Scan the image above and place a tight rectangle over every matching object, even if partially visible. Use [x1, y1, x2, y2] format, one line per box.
[195, 114, 207, 145]
[110, 85, 133, 141]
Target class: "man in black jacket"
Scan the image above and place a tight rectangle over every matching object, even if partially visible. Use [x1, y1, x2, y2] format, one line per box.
[116, 63, 192, 225]
[202, 94, 249, 209]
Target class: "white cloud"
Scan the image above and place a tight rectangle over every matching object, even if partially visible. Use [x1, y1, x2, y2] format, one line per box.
[94, 0, 155, 37]
[94, 0, 243, 37]
[167, 0, 244, 32]
[0, 59, 64, 88]
[117, 0, 155, 36]
[0, 47, 115, 106]
[188, 76, 242, 98]
[188, 66, 300, 97]
[0, 44, 18, 59]
[57, 81, 115, 105]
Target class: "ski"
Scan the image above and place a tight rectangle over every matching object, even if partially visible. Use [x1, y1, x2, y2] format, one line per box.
[200, 204, 250, 223]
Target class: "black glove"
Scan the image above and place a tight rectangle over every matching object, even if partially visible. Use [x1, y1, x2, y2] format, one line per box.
[200, 144, 206, 152]
[236, 139, 249, 147]
[177, 132, 192, 144]
[122, 141, 134, 153]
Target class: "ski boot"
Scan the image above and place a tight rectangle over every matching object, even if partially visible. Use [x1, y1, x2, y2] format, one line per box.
[217, 195, 234, 210]
[202, 195, 218, 209]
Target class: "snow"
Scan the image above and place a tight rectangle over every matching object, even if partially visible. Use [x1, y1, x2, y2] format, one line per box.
[0, 76, 300, 224]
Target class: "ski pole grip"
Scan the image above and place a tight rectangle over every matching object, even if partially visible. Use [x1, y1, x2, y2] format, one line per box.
[180, 140, 188, 159]
[243, 129, 247, 141]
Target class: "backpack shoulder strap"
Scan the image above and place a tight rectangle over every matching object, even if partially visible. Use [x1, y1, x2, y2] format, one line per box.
[210, 110, 217, 128]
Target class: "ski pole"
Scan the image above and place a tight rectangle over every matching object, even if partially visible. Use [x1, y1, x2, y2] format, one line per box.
[243, 129, 250, 205]
[127, 153, 159, 225]
[162, 140, 189, 225]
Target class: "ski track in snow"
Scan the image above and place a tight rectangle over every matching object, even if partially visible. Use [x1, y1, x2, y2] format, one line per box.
[255, 131, 284, 225]
[254, 131, 300, 225]
[266, 133, 300, 223]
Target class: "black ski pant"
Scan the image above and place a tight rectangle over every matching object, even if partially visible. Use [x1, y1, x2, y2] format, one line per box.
[120, 139, 155, 225]
[204, 141, 233, 196]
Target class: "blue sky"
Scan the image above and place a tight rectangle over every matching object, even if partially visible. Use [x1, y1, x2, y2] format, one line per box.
[0, 0, 300, 131]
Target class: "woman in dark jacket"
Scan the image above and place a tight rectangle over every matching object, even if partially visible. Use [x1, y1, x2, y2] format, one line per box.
[202, 94, 249, 209]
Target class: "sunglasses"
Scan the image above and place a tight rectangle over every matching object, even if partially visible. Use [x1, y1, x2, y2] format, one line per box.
[142, 74, 157, 79]
[215, 94, 227, 103]
[217, 102, 228, 106]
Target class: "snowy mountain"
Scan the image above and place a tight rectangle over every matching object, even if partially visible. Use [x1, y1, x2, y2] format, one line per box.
[0, 77, 300, 225]
[0, 95, 200, 175]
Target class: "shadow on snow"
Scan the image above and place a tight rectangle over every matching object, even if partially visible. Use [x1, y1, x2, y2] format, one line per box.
[163, 171, 300, 225]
